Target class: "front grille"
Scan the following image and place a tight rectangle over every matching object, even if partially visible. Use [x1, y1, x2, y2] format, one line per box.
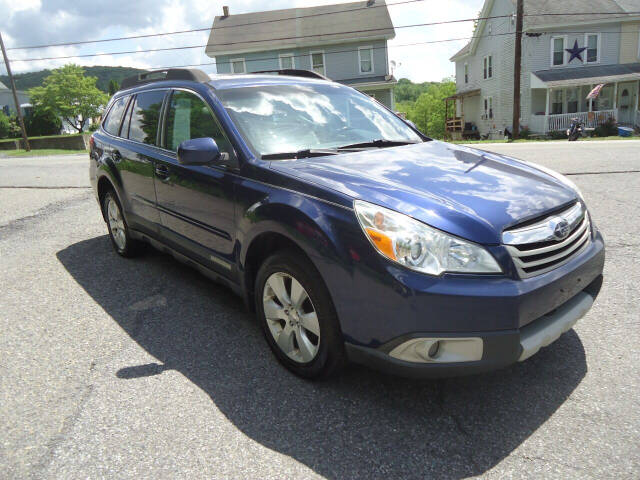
[503, 202, 591, 278]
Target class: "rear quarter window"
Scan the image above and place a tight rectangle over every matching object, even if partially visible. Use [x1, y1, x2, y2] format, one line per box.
[103, 96, 129, 136]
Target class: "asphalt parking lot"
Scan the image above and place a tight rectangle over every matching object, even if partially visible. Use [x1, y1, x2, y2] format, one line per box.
[1, 140, 639, 479]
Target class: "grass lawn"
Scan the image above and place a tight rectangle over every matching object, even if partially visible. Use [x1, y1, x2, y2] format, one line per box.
[453, 135, 638, 144]
[1, 149, 88, 157]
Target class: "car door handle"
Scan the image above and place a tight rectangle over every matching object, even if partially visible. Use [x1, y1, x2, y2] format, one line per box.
[155, 164, 170, 181]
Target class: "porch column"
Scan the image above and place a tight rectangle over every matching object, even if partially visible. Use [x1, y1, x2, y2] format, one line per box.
[613, 82, 618, 110]
[589, 84, 593, 112]
[636, 80, 640, 126]
[544, 88, 550, 133]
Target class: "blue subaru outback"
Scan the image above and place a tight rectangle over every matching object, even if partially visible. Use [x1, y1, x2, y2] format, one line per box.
[90, 68, 604, 379]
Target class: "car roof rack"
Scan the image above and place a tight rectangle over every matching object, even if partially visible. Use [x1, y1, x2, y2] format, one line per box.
[120, 68, 210, 89]
[252, 69, 331, 82]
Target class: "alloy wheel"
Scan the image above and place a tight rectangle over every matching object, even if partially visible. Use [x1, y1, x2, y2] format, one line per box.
[107, 196, 127, 250]
[262, 272, 320, 363]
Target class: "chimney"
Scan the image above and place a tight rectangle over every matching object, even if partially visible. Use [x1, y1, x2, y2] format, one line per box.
[222, 6, 229, 17]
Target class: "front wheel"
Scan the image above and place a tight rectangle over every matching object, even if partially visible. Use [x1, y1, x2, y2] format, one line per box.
[255, 251, 346, 379]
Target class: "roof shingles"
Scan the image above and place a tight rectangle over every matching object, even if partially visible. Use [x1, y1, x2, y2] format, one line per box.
[205, 0, 395, 57]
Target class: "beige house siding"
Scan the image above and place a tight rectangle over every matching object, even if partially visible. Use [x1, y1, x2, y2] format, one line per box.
[619, 22, 640, 64]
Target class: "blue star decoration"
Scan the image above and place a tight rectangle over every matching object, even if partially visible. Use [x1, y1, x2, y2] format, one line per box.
[565, 40, 587, 63]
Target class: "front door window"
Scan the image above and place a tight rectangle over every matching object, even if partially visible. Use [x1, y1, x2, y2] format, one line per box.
[164, 90, 233, 155]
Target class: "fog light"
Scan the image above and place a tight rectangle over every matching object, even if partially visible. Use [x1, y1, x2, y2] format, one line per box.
[428, 340, 440, 358]
[389, 337, 483, 363]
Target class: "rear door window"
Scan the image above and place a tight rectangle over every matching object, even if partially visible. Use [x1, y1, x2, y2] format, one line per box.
[163, 90, 234, 155]
[128, 90, 167, 145]
[103, 96, 129, 136]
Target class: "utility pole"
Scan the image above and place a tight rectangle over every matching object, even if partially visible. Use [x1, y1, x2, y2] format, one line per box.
[512, 0, 524, 139]
[0, 32, 30, 152]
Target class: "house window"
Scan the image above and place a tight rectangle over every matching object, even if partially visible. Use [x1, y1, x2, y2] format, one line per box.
[483, 55, 493, 79]
[279, 54, 295, 70]
[358, 46, 373, 74]
[311, 51, 325, 76]
[552, 37, 565, 66]
[585, 34, 599, 63]
[464, 63, 469, 84]
[484, 96, 493, 119]
[551, 89, 563, 114]
[567, 88, 579, 113]
[231, 58, 246, 74]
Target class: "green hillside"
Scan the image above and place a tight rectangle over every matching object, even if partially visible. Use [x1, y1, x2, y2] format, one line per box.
[1, 66, 147, 93]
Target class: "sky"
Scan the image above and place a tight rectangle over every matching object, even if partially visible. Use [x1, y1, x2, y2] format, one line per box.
[0, 0, 485, 82]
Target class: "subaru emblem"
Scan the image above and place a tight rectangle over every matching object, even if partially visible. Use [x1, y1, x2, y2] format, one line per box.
[553, 219, 570, 240]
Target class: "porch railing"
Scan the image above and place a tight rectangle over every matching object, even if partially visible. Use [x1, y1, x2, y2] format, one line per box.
[530, 109, 618, 134]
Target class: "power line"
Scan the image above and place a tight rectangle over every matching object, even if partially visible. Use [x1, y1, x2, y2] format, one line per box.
[156, 38, 488, 70]
[160, 25, 639, 71]
[5, 21, 507, 63]
[8, 31, 516, 64]
[5, 6, 639, 53]
[7, 25, 640, 65]
[6, 0, 427, 51]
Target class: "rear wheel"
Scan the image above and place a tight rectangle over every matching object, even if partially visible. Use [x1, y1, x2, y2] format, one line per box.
[102, 190, 142, 257]
[255, 251, 346, 379]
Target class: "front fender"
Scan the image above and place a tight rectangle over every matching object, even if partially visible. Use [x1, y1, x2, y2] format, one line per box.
[236, 185, 364, 328]
[239, 193, 355, 272]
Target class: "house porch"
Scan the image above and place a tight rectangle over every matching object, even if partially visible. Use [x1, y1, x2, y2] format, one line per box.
[528, 64, 640, 134]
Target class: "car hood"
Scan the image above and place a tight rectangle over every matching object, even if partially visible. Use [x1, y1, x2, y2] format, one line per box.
[269, 141, 578, 244]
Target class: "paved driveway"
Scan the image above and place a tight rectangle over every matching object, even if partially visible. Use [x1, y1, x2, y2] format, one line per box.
[1, 141, 638, 479]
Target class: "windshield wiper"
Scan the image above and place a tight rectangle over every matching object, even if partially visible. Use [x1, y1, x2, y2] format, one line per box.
[261, 149, 338, 160]
[336, 139, 420, 150]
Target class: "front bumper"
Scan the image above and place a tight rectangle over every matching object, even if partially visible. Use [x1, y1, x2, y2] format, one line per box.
[345, 272, 603, 378]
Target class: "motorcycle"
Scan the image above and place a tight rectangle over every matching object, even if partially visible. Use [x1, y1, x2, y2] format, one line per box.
[567, 118, 584, 141]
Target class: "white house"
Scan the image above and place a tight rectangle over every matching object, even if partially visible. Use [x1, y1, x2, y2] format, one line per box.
[449, 0, 640, 138]
[205, 0, 397, 109]
[0, 81, 30, 117]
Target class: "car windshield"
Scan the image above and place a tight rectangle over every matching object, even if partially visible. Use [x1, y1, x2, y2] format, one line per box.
[216, 83, 423, 157]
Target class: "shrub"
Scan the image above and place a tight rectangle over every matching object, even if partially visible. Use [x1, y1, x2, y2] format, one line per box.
[24, 107, 62, 137]
[519, 127, 531, 139]
[0, 111, 10, 139]
[8, 116, 22, 138]
[549, 130, 566, 140]
[593, 117, 618, 137]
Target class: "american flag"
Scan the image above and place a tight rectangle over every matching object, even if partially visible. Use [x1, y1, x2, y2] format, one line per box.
[586, 84, 605, 100]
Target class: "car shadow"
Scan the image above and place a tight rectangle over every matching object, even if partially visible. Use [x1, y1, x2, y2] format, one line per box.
[57, 235, 587, 479]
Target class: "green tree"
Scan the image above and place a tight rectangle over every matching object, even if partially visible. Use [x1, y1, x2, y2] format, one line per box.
[396, 79, 456, 139]
[28, 64, 109, 133]
[394, 78, 437, 103]
[108, 79, 120, 96]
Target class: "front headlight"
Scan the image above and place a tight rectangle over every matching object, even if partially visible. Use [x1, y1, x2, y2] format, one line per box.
[354, 200, 502, 276]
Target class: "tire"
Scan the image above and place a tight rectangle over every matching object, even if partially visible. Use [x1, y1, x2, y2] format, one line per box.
[255, 250, 346, 379]
[102, 190, 143, 258]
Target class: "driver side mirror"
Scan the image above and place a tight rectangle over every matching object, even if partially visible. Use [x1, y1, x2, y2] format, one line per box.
[177, 137, 223, 166]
